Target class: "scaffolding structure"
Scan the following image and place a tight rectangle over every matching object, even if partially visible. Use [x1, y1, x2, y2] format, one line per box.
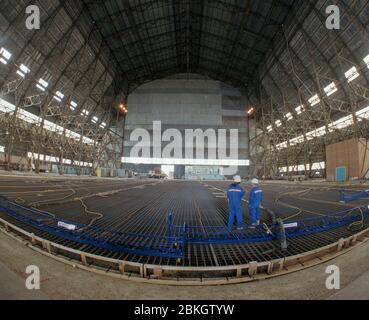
[1, 1, 369, 177]
[248, 0, 369, 178]
[0, 1, 125, 174]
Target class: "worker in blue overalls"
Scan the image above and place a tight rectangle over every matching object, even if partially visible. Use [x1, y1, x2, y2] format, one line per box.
[227, 175, 246, 230]
[249, 178, 263, 228]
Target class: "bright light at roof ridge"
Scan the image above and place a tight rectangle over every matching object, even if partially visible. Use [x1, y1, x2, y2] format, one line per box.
[279, 162, 325, 173]
[70, 101, 77, 110]
[81, 109, 89, 116]
[20, 64, 30, 73]
[276, 105, 369, 151]
[0, 97, 95, 145]
[356, 106, 369, 116]
[26, 152, 93, 167]
[0, 47, 12, 60]
[36, 84, 46, 91]
[17, 64, 30, 78]
[56, 91, 64, 98]
[100, 122, 107, 129]
[295, 105, 304, 114]
[53, 91, 64, 102]
[37, 78, 49, 91]
[324, 82, 338, 97]
[247, 107, 255, 115]
[364, 55, 369, 68]
[285, 112, 293, 119]
[308, 94, 320, 106]
[38, 78, 48, 87]
[345, 66, 360, 82]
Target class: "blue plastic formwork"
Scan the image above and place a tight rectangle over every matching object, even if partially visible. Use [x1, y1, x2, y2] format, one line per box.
[0, 197, 368, 256]
[339, 189, 369, 203]
[0, 197, 184, 259]
[166, 205, 369, 245]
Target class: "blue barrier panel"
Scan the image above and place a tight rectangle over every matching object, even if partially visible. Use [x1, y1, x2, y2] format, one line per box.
[1, 197, 368, 254]
[339, 189, 369, 203]
[0, 197, 184, 259]
[166, 205, 369, 245]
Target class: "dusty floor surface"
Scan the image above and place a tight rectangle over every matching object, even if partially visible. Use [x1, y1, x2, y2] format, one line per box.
[0, 231, 368, 300]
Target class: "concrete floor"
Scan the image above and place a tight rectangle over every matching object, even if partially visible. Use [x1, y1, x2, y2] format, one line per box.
[0, 231, 369, 300]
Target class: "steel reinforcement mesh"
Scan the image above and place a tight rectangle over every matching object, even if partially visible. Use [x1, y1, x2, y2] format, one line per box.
[0, 176, 368, 267]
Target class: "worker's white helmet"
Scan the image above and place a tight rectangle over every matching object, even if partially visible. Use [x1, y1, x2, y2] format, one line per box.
[233, 175, 242, 183]
[251, 178, 259, 185]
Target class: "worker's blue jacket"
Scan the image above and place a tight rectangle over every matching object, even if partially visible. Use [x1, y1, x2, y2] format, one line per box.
[227, 183, 246, 207]
[249, 186, 263, 208]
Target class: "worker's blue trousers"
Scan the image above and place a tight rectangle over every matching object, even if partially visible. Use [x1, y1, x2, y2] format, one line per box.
[228, 206, 243, 229]
[249, 206, 261, 225]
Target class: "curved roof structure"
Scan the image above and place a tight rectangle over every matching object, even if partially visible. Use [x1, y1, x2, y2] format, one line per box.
[1, 0, 369, 174]
[83, 0, 296, 91]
